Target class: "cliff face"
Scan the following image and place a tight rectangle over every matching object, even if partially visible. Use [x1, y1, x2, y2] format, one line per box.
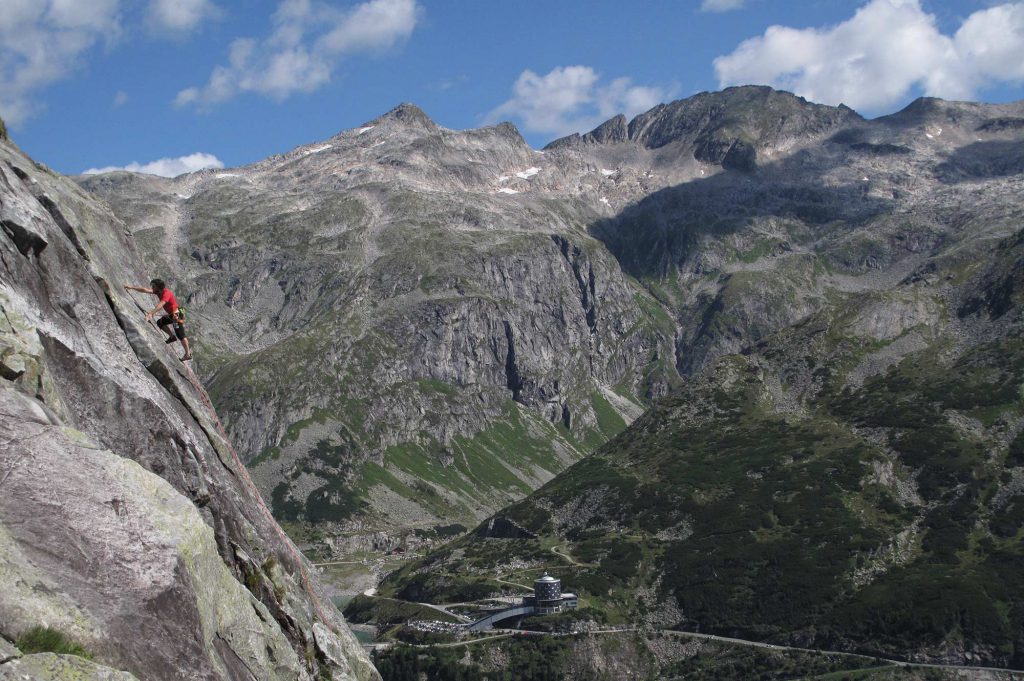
[0, 138, 377, 679]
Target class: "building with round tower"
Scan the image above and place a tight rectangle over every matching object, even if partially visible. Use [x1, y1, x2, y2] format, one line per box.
[534, 572, 563, 614]
[468, 571, 577, 630]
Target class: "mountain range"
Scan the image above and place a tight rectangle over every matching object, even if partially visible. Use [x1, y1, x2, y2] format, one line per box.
[368, 90, 1024, 670]
[82, 86, 1024, 552]
[24, 84, 1024, 675]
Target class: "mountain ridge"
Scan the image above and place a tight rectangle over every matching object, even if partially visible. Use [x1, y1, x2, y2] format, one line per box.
[79, 86, 1024, 563]
[372, 89, 1024, 670]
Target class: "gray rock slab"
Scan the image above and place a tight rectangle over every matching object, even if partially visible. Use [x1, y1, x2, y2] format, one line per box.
[0, 653, 139, 681]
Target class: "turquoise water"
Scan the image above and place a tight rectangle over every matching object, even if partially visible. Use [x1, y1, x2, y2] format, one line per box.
[331, 594, 374, 643]
[351, 628, 376, 644]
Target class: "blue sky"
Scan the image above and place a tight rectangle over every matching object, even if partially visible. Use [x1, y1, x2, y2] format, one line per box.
[2, 0, 1023, 176]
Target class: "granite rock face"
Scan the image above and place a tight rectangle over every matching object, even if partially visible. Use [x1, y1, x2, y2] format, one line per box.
[0, 138, 377, 680]
[0, 653, 141, 681]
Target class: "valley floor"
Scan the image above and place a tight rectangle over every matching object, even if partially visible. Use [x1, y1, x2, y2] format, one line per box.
[311, 545, 1024, 681]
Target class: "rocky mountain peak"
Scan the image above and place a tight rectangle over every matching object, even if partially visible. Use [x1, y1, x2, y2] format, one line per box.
[370, 102, 438, 131]
[876, 95, 1003, 130]
[590, 113, 629, 143]
[545, 85, 861, 169]
[629, 85, 862, 150]
[488, 120, 529, 146]
[885, 96, 953, 122]
[544, 114, 628, 150]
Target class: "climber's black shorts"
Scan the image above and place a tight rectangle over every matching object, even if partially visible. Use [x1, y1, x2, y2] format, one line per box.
[157, 314, 186, 340]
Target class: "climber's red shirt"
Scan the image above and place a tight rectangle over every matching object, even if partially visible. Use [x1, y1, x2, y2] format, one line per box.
[159, 288, 179, 315]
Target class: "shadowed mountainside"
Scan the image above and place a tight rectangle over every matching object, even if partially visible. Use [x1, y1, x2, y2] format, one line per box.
[376, 92, 1024, 670]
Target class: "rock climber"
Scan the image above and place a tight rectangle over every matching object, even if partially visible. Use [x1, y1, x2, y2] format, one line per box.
[124, 278, 192, 361]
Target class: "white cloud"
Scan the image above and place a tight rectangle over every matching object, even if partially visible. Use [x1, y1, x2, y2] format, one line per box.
[318, 0, 419, 54]
[953, 3, 1024, 84]
[176, 0, 420, 108]
[486, 66, 673, 138]
[82, 152, 224, 177]
[714, 0, 1024, 112]
[147, 0, 220, 34]
[0, 0, 121, 127]
[701, 0, 746, 12]
[46, 0, 121, 32]
[113, 90, 129, 108]
[436, 74, 468, 91]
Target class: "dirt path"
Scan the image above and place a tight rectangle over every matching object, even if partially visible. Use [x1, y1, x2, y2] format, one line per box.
[550, 545, 596, 568]
[493, 576, 533, 591]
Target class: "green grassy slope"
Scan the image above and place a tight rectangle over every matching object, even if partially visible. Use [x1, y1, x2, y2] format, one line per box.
[381, 227, 1024, 668]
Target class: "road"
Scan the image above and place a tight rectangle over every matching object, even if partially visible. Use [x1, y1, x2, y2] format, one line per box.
[659, 630, 1024, 676]
[417, 601, 473, 623]
[427, 632, 518, 648]
[400, 629, 628, 650]
[550, 545, 596, 568]
[383, 605, 1024, 676]
[493, 576, 533, 591]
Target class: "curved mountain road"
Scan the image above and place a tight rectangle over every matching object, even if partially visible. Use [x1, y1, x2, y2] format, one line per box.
[417, 601, 473, 623]
[493, 576, 533, 591]
[550, 545, 596, 568]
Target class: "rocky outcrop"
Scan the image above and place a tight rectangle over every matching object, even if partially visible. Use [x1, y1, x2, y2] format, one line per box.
[0, 137, 377, 679]
[0, 652, 141, 681]
[1, 386, 311, 679]
[545, 114, 628, 149]
[546, 86, 860, 155]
